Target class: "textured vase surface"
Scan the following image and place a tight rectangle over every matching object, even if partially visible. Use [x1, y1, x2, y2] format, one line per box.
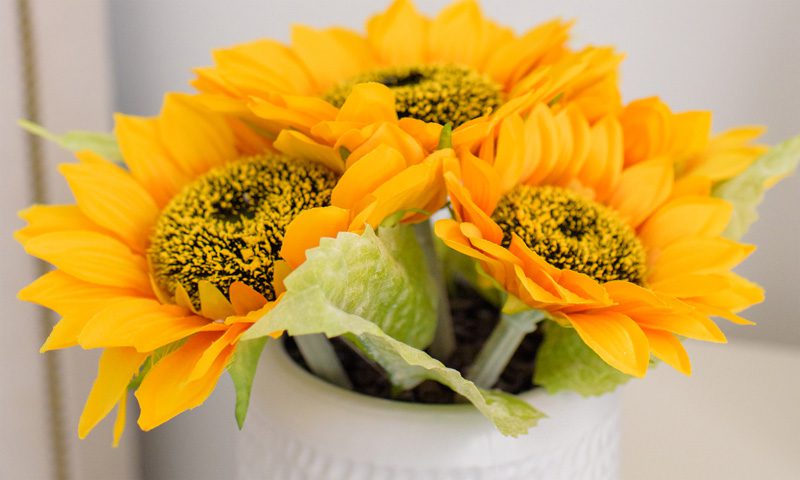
[237, 342, 621, 480]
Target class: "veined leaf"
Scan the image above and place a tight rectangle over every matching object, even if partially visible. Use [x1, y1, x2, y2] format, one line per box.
[713, 134, 800, 240]
[242, 227, 544, 436]
[282, 225, 437, 349]
[18, 119, 123, 163]
[534, 321, 631, 396]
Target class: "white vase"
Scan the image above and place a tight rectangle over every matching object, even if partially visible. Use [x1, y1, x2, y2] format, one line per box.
[237, 342, 621, 480]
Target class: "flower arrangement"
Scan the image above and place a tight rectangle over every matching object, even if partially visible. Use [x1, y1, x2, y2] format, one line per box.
[16, 0, 800, 451]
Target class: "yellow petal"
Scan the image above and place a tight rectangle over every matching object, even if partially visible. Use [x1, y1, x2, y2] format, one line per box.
[60, 151, 159, 253]
[603, 281, 727, 343]
[15, 205, 102, 245]
[210, 39, 316, 95]
[249, 93, 338, 132]
[689, 272, 764, 320]
[619, 97, 672, 166]
[332, 144, 406, 209]
[281, 206, 351, 269]
[346, 123, 426, 168]
[567, 311, 650, 377]
[19, 271, 140, 351]
[484, 19, 572, 88]
[428, 0, 512, 69]
[79, 347, 147, 440]
[361, 156, 445, 227]
[198, 280, 236, 320]
[158, 93, 237, 177]
[648, 273, 733, 298]
[638, 196, 732, 251]
[670, 111, 712, 159]
[291, 26, 374, 91]
[492, 113, 526, 193]
[608, 157, 673, 227]
[229, 282, 269, 316]
[187, 323, 248, 383]
[643, 328, 691, 376]
[78, 298, 217, 352]
[337, 82, 398, 124]
[112, 392, 128, 447]
[648, 238, 755, 282]
[136, 332, 234, 430]
[577, 115, 623, 200]
[23, 231, 151, 294]
[434, 219, 495, 263]
[273, 130, 344, 174]
[114, 113, 192, 207]
[367, 0, 428, 65]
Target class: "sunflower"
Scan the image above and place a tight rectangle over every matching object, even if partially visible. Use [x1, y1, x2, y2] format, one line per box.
[16, 90, 443, 444]
[191, 0, 622, 146]
[435, 104, 763, 377]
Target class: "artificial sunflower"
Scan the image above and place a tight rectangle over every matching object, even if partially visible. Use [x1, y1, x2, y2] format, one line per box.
[435, 103, 763, 377]
[16, 90, 444, 444]
[192, 0, 622, 147]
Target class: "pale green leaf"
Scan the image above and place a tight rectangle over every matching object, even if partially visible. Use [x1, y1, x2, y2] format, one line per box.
[18, 119, 123, 163]
[713, 134, 800, 239]
[228, 336, 268, 429]
[534, 321, 631, 396]
[242, 227, 544, 436]
[281, 225, 436, 349]
[243, 286, 543, 436]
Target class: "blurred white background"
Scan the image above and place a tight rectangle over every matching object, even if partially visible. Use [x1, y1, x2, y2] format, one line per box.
[2, 1, 798, 479]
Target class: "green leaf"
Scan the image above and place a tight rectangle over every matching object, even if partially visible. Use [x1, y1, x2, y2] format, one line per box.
[437, 122, 453, 150]
[244, 286, 543, 436]
[713, 134, 800, 240]
[18, 119, 123, 163]
[228, 336, 269, 429]
[128, 339, 186, 391]
[243, 227, 544, 436]
[279, 225, 436, 349]
[534, 321, 631, 396]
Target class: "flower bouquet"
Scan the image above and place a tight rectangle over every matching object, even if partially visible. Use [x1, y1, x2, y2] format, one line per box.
[16, 0, 800, 478]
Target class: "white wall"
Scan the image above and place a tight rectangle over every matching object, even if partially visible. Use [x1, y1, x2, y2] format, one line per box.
[2, 1, 141, 479]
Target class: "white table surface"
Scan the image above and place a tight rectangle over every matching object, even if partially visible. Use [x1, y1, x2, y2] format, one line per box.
[621, 339, 800, 480]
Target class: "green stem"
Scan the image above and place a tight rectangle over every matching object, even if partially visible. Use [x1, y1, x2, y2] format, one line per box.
[413, 220, 456, 361]
[466, 310, 546, 389]
[294, 334, 352, 389]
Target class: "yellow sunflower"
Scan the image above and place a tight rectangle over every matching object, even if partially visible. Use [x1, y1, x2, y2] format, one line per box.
[16, 90, 443, 444]
[435, 104, 763, 377]
[192, 0, 622, 146]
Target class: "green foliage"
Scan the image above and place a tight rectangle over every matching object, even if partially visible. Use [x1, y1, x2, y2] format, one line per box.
[281, 225, 437, 349]
[437, 122, 453, 149]
[713, 134, 800, 240]
[243, 227, 544, 436]
[128, 339, 186, 391]
[228, 337, 269, 429]
[18, 119, 123, 163]
[534, 321, 631, 396]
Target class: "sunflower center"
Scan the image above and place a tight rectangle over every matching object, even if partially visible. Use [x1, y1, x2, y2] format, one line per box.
[324, 64, 502, 127]
[491, 185, 646, 284]
[148, 154, 338, 303]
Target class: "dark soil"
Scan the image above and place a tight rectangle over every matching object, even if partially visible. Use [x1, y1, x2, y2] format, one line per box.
[284, 281, 543, 403]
